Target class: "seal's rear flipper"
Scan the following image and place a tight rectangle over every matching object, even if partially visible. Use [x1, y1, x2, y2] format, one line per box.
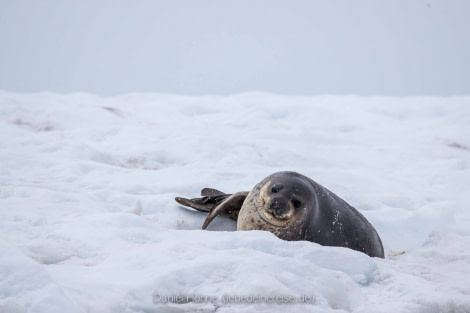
[202, 191, 249, 229]
[200, 188, 226, 197]
[175, 190, 248, 228]
[175, 192, 230, 213]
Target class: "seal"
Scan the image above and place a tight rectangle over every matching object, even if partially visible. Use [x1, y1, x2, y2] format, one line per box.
[175, 171, 384, 258]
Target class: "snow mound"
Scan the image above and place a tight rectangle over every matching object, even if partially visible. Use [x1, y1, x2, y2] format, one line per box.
[1, 92, 470, 312]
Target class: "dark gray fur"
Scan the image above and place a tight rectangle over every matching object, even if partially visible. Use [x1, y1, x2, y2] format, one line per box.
[175, 171, 384, 258]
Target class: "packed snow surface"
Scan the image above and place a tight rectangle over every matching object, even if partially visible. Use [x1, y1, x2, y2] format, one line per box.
[1, 92, 469, 313]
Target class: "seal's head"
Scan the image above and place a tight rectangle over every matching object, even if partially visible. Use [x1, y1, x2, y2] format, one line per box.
[238, 172, 316, 240]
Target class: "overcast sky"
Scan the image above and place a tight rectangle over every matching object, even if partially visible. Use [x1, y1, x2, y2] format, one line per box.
[1, 0, 469, 96]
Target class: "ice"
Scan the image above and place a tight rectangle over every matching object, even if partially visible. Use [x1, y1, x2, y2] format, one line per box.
[1, 91, 470, 312]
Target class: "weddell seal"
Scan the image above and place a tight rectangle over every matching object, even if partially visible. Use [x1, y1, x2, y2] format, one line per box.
[175, 171, 384, 258]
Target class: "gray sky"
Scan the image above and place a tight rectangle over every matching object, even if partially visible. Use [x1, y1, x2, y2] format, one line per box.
[1, 0, 469, 96]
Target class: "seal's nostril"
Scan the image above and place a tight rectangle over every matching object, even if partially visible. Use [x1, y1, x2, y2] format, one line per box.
[276, 209, 282, 216]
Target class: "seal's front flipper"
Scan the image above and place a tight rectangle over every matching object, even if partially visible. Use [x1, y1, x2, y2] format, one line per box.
[202, 191, 248, 229]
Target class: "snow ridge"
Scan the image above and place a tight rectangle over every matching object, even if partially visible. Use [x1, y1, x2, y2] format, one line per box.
[1, 92, 469, 312]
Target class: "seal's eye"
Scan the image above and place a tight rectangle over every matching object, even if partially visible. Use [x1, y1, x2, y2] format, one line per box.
[292, 198, 302, 209]
[270, 184, 283, 194]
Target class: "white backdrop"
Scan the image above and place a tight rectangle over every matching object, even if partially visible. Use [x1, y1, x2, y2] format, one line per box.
[1, 0, 469, 96]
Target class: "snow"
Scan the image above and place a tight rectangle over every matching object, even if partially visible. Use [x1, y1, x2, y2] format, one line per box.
[1, 91, 470, 312]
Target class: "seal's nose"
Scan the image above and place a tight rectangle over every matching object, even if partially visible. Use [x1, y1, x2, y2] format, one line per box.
[268, 198, 288, 217]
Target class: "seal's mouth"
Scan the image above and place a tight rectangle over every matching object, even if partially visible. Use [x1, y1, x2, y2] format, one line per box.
[265, 208, 290, 220]
[256, 202, 291, 227]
